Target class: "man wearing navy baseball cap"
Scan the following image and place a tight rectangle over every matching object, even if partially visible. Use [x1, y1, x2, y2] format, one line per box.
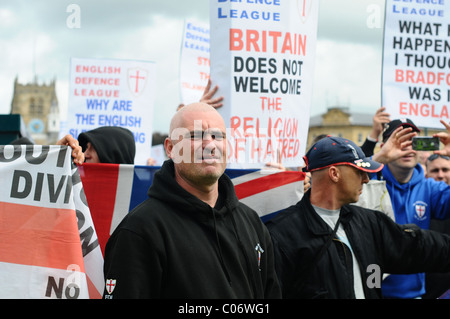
[303, 136, 383, 173]
[266, 135, 450, 299]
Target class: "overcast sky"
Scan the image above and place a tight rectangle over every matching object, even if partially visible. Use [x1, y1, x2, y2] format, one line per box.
[0, 0, 385, 134]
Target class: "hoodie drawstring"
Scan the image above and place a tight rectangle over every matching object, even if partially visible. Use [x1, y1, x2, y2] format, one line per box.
[229, 211, 259, 298]
[212, 208, 232, 287]
[211, 207, 259, 298]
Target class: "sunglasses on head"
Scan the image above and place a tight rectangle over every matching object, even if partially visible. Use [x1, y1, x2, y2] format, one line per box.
[427, 154, 450, 162]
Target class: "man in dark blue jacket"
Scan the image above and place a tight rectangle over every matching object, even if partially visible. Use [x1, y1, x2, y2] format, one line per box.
[267, 136, 450, 299]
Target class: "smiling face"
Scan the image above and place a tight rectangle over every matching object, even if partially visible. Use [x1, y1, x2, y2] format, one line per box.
[165, 103, 227, 188]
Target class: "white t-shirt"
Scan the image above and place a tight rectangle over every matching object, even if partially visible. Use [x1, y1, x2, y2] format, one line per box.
[312, 205, 365, 299]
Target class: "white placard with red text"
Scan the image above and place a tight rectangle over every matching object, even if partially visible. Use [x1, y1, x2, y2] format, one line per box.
[63, 57, 156, 165]
[179, 19, 210, 105]
[210, 0, 319, 168]
[382, 0, 450, 129]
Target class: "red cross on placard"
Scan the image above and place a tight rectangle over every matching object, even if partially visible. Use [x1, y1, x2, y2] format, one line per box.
[129, 70, 146, 93]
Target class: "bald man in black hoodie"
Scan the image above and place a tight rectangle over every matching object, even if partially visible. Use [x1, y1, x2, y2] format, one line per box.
[78, 126, 136, 164]
[102, 103, 281, 299]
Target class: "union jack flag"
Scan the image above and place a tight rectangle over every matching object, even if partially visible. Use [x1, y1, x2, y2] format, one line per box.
[78, 163, 305, 254]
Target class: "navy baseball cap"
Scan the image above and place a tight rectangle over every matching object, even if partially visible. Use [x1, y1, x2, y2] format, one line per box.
[382, 118, 420, 142]
[303, 136, 384, 173]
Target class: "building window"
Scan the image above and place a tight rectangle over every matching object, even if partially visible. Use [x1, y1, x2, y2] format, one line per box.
[358, 133, 363, 144]
[29, 98, 36, 114]
[37, 98, 44, 115]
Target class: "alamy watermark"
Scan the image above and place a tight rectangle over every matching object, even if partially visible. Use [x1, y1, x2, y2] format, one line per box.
[366, 3, 383, 29]
[66, 4, 81, 29]
[45, 264, 82, 299]
[169, 120, 293, 165]
[366, 264, 382, 289]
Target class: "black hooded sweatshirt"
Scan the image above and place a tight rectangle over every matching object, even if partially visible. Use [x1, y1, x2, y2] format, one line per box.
[103, 160, 281, 299]
[78, 126, 135, 164]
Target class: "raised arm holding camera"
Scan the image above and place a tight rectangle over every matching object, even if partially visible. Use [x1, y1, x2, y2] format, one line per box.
[371, 118, 450, 299]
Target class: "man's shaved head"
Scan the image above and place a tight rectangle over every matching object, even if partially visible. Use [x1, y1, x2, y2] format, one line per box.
[169, 102, 224, 136]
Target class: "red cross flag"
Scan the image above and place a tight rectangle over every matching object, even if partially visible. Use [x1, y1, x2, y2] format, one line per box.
[0, 145, 104, 298]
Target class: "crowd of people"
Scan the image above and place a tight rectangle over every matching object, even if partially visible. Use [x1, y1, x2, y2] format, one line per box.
[7, 80, 450, 299]
[100, 101, 450, 299]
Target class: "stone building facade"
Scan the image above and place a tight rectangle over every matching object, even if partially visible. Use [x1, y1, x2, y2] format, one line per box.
[10, 77, 60, 144]
[308, 107, 375, 148]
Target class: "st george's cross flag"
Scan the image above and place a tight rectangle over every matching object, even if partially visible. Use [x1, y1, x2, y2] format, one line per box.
[78, 162, 305, 254]
[0, 145, 104, 299]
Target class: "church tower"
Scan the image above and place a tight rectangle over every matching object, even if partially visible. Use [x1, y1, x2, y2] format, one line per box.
[10, 76, 60, 144]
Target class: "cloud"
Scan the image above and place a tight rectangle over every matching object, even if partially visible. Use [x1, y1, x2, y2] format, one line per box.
[310, 0, 385, 118]
[0, 1, 203, 134]
[0, 8, 16, 28]
[0, 0, 387, 136]
[317, 0, 385, 46]
[112, 15, 186, 133]
[312, 39, 382, 115]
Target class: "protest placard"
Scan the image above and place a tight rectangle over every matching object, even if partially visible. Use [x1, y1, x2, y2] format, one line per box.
[63, 57, 156, 164]
[382, 0, 450, 128]
[179, 19, 210, 105]
[0, 145, 104, 298]
[210, 0, 319, 168]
